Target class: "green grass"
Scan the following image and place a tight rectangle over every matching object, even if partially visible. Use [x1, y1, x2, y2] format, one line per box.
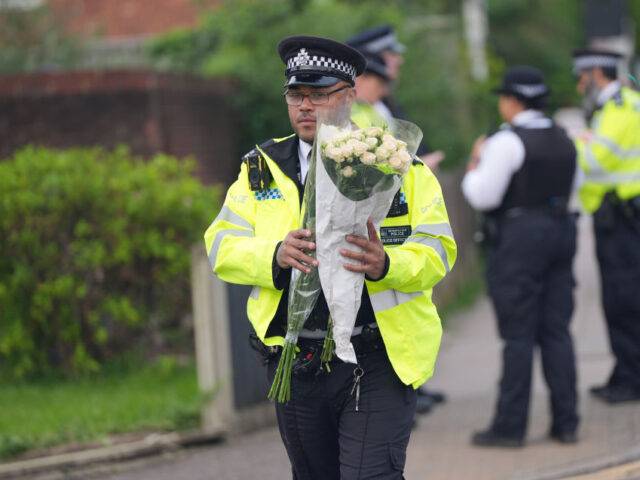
[0, 358, 203, 460]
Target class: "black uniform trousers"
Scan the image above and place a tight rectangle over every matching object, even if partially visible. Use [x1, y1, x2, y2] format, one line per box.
[486, 212, 579, 438]
[267, 344, 416, 480]
[594, 203, 640, 392]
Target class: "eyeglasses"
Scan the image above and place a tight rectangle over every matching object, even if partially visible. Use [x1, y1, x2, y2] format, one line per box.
[284, 85, 351, 106]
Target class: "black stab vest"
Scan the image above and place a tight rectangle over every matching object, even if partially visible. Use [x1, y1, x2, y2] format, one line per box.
[494, 123, 577, 214]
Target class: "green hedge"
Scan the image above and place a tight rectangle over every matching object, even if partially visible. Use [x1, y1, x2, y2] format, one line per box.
[0, 146, 220, 378]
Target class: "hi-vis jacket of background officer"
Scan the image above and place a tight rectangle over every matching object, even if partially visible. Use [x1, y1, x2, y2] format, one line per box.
[576, 85, 640, 212]
[204, 134, 456, 388]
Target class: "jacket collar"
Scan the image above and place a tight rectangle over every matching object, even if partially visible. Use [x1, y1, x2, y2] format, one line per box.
[260, 134, 299, 183]
[259, 134, 304, 201]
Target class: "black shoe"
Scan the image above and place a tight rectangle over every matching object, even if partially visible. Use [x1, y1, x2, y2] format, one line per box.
[471, 429, 524, 448]
[415, 394, 434, 414]
[550, 429, 578, 444]
[601, 385, 640, 404]
[418, 388, 447, 404]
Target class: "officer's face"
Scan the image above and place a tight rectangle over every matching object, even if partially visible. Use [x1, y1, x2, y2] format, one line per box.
[380, 50, 403, 82]
[287, 81, 356, 144]
[576, 70, 593, 95]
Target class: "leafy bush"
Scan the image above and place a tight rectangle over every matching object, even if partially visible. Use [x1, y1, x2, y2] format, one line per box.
[0, 146, 221, 378]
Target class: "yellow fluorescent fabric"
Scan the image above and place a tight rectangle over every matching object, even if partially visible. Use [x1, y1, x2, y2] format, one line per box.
[366, 161, 457, 387]
[577, 86, 640, 212]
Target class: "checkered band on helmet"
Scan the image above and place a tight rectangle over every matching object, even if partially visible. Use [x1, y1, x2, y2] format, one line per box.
[286, 48, 358, 83]
[573, 55, 620, 73]
[512, 83, 549, 98]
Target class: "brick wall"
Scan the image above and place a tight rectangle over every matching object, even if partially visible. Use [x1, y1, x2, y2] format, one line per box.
[48, 0, 220, 39]
[0, 70, 239, 186]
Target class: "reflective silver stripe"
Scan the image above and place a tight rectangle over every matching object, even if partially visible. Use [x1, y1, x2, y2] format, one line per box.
[250, 286, 260, 300]
[208, 228, 254, 270]
[213, 205, 254, 231]
[406, 223, 453, 273]
[369, 289, 422, 313]
[593, 135, 640, 160]
[299, 322, 378, 339]
[411, 222, 454, 239]
[585, 169, 640, 185]
[406, 235, 450, 273]
[584, 146, 604, 173]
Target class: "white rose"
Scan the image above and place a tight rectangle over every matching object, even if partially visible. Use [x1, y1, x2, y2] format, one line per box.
[398, 149, 411, 164]
[397, 140, 408, 150]
[352, 141, 369, 156]
[365, 137, 378, 147]
[361, 152, 377, 164]
[382, 139, 398, 152]
[389, 154, 404, 172]
[375, 145, 390, 160]
[341, 166, 356, 177]
[340, 144, 353, 158]
[382, 134, 396, 144]
[328, 146, 346, 162]
[334, 130, 352, 143]
[364, 126, 383, 137]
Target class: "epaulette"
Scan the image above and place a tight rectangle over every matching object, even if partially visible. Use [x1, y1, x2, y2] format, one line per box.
[613, 90, 624, 107]
[258, 138, 278, 149]
[412, 157, 424, 166]
[242, 147, 259, 160]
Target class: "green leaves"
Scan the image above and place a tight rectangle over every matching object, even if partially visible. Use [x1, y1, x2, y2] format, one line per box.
[146, 0, 402, 152]
[0, 146, 221, 378]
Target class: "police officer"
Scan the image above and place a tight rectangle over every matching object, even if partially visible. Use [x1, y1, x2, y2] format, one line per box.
[572, 49, 640, 403]
[350, 49, 391, 126]
[462, 66, 580, 447]
[346, 24, 446, 172]
[204, 35, 457, 478]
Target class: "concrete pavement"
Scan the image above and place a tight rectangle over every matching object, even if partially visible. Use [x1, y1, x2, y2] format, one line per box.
[16, 214, 640, 479]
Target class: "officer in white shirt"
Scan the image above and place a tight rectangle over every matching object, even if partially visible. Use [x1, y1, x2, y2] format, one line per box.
[463, 66, 580, 447]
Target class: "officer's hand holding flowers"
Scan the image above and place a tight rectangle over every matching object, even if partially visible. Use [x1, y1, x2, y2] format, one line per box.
[341, 218, 386, 281]
[276, 228, 317, 274]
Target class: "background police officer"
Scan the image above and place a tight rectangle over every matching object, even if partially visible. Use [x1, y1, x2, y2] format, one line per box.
[346, 24, 446, 172]
[462, 66, 580, 447]
[572, 49, 640, 404]
[205, 35, 457, 478]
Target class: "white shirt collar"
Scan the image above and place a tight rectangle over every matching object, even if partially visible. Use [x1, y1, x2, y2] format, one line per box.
[597, 80, 621, 107]
[511, 109, 544, 126]
[298, 139, 313, 183]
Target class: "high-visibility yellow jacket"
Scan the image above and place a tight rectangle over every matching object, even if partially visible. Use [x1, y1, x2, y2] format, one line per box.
[351, 101, 385, 128]
[576, 85, 640, 212]
[204, 134, 456, 388]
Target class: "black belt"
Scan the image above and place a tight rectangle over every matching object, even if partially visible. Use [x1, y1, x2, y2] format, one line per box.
[502, 204, 569, 219]
[298, 324, 385, 361]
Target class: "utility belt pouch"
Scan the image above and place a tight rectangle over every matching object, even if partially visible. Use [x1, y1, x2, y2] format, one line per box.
[593, 192, 616, 230]
[624, 196, 640, 234]
[244, 151, 272, 191]
[624, 196, 640, 219]
[479, 214, 500, 246]
[248, 332, 279, 365]
[291, 341, 322, 376]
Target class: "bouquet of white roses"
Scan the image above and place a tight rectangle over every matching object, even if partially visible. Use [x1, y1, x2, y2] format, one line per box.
[268, 107, 422, 403]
